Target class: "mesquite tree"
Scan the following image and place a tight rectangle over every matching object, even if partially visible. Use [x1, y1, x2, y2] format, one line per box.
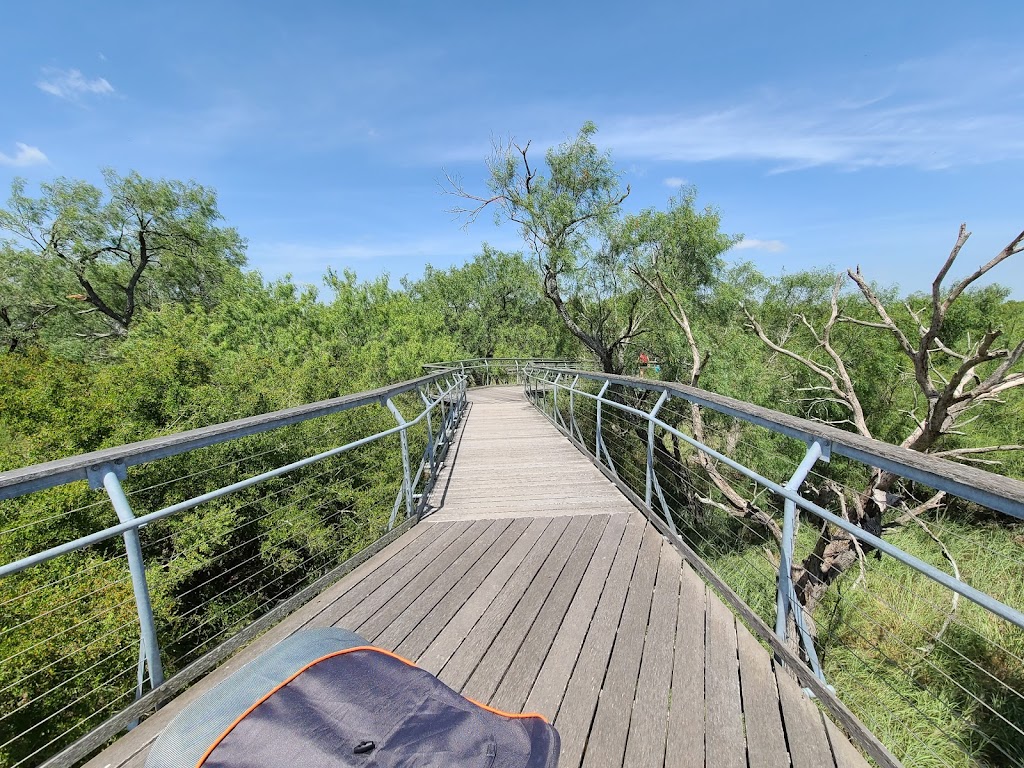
[0, 170, 246, 345]
[444, 123, 645, 373]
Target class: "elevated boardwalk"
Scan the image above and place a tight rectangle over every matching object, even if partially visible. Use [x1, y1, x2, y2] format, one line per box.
[90, 387, 869, 768]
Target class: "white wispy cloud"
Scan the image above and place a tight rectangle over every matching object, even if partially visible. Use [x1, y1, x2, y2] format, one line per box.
[601, 49, 1024, 172]
[733, 238, 786, 253]
[663, 176, 687, 188]
[37, 68, 115, 100]
[0, 142, 48, 167]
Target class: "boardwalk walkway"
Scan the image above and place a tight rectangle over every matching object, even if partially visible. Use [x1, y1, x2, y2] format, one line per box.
[90, 387, 869, 768]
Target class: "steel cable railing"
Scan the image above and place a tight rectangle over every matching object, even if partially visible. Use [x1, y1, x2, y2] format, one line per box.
[0, 368, 480, 768]
[525, 366, 1024, 768]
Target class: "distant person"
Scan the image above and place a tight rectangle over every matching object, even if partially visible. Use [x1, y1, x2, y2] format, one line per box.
[638, 351, 650, 377]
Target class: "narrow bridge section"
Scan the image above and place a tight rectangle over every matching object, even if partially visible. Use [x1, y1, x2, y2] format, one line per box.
[424, 387, 634, 521]
[90, 387, 869, 768]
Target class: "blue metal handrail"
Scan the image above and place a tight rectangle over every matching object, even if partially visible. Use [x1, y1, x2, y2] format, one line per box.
[524, 364, 1024, 767]
[0, 358, 595, 768]
[524, 366, 1024, 633]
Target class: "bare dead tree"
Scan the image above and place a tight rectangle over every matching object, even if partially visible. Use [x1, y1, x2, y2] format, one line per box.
[745, 224, 1024, 621]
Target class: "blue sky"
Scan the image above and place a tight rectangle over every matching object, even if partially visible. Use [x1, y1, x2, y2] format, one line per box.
[2, 1, 1023, 297]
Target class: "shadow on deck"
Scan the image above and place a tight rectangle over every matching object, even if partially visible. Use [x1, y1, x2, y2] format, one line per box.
[90, 387, 869, 768]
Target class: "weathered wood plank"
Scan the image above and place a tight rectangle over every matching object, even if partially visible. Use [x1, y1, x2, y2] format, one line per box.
[776, 665, 837, 768]
[354, 518, 507, 643]
[705, 590, 746, 768]
[550, 513, 646, 768]
[622, 540, 682, 768]
[581, 526, 662, 768]
[825, 716, 872, 768]
[388, 518, 530, 657]
[665, 561, 706, 768]
[465, 515, 608, 704]
[316, 519, 472, 629]
[736, 620, 790, 768]
[516, 513, 629, 717]
[440, 515, 583, 691]
[416, 517, 552, 675]
[547, 370, 1024, 516]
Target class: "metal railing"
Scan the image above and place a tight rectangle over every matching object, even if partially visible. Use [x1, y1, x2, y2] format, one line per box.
[525, 366, 1024, 768]
[0, 370, 470, 768]
[3, 356, 1022, 768]
[423, 357, 596, 387]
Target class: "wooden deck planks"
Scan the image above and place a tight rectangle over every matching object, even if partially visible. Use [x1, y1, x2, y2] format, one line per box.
[416, 516, 552, 674]
[705, 588, 747, 768]
[581, 525, 662, 768]
[356, 518, 511, 644]
[87, 386, 878, 768]
[666, 561, 707, 768]
[386, 518, 530, 657]
[737, 620, 791, 768]
[490, 513, 626, 714]
[438, 515, 582, 691]
[776, 665, 838, 768]
[425, 387, 633, 522]
[550, 513, 647, 768]
[622, 539, 682, 768]
[464, 515, 609, 703]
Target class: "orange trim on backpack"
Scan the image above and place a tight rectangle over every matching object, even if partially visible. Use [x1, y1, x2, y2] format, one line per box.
[195, 645, 548, 767]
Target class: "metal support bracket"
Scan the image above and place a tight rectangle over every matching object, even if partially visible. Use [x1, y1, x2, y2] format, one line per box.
[91, 462, 164, 704]
[386, 398, 414, 529]
[645, 391, 676, 534]
[775, 440, 826, 681]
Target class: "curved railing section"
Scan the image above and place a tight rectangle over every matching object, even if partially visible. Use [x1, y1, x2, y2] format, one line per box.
[0, 368, 480, 768]
[524, 365, 1024, 768]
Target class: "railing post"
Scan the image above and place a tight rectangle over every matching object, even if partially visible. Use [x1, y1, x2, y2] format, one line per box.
[568, 375, 580, 442]
[418, 387, 436, 475]
[776, 439, 828, 681]
[552, 372, 562, 423]
[595, 380, 610, 462]
[646, 390, 670, 507]
[87, 462, 164, 696]
[385, 398, 414, 528]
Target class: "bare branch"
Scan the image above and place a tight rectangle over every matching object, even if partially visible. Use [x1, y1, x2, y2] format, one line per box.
[912, 517, 960, 654]
[930, 444, 1024, 458]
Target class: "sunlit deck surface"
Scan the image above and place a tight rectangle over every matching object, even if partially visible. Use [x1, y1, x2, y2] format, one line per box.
[90, 387, 868, 768]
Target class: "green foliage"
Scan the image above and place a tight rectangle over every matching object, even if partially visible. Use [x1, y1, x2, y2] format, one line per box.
[0, 171, 246, 355]
[406, 246, 574, 359]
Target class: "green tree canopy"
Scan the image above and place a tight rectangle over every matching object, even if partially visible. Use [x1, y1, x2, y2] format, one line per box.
[0, 170, 246, 352]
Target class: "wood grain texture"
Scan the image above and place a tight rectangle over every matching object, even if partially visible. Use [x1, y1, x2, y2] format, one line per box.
[389, 518, 530, 657]
[666, 562, 707, 768]
[736, 621, 790, 768]
[439, 515, 582, 691]
[416, 516, 552, 675]
[552, 513, 646, 768]
[489, 514, 619, 714]
[522, 513, 630, 719]
[581, 526, 661, 768]
[458, 518, 598, 704]
[622, 540, 681, 768]
[775, 665, 837, 768]
[825, 716, 872, 768]
[353, 519, 502, 641]
[705, 592, 746, 768]
[424, 388, 634, 521]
